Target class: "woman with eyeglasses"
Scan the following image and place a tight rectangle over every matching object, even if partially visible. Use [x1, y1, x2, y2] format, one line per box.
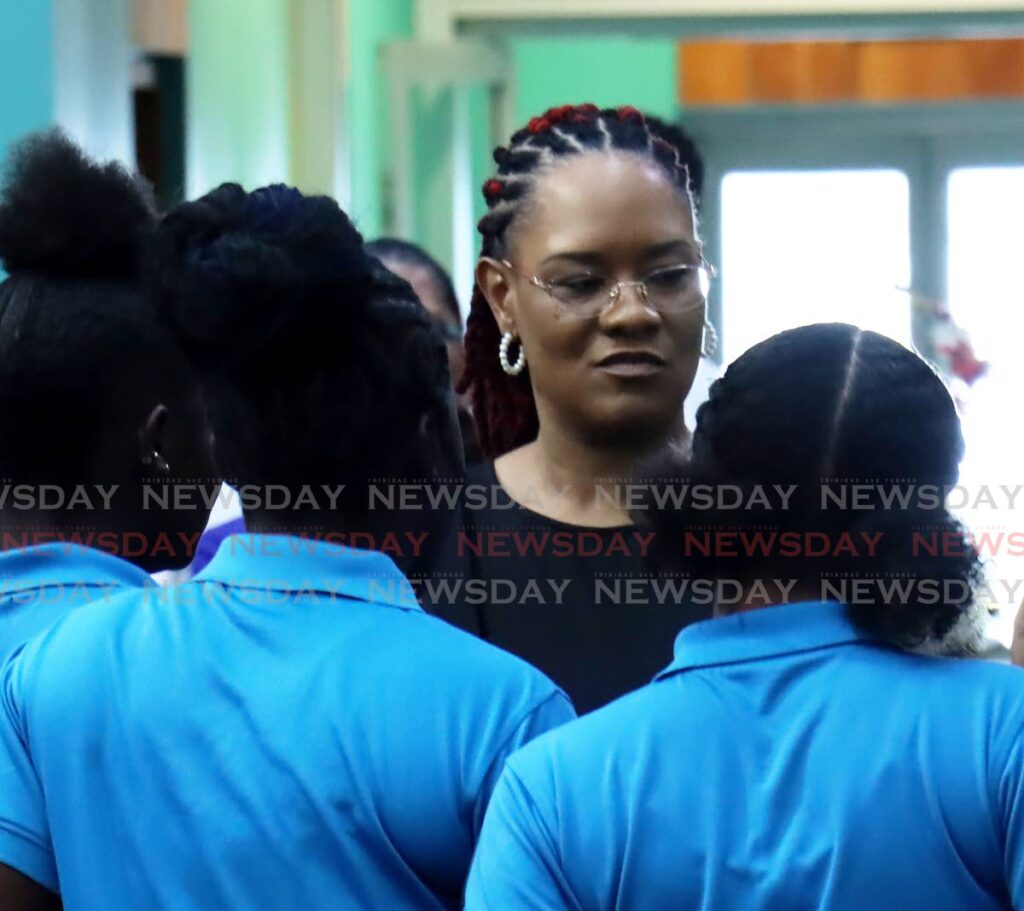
[419, 104, 715, 714]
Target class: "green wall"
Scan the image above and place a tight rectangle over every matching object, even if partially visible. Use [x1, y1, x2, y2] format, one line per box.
[187, 0, 291, 196]
[513, 37, 678, 123]
[346, 0, 413, 239]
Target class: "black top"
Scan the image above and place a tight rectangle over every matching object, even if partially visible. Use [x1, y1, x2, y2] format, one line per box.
[417, 461, 711, 714]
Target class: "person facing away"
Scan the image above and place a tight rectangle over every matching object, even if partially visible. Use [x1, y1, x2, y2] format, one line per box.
[424, 103, 715, 713]
[365, 237, 480, 464]
[0, 182, 574, 910]
[466, 323, 1024, 911]
[0, 132, 213, 661]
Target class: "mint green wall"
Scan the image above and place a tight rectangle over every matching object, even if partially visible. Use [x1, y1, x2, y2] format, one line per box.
[0, 1, 54, 164]
[514, 38, 678, 122]
[187, 0, 291, 196]
[346, 0, 412, 238]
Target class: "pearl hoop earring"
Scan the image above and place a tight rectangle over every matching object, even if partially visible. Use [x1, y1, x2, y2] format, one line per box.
[499, 331, 527, 376]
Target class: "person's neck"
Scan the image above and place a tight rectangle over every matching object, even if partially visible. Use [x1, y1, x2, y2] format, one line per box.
[713, 580, 823, 618]
[497, 419, 683, 527]
[242, 507, 443, 581]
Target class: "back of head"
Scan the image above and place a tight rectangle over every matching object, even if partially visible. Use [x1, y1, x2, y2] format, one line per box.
[642, 323, 982, 653]
[150, 184, 460, 517]
[692, 323, 963, 487]
[365, 238, 461, 326]
[0, 132, 203, 491]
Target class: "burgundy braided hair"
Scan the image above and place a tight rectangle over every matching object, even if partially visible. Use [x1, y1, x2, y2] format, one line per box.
[459, 104, 697, 458]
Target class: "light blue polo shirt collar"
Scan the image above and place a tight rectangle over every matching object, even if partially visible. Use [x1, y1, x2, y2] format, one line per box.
[0, 543, 152, 596]
[656, 600, 880, 680]
[194, 534, 421, 612]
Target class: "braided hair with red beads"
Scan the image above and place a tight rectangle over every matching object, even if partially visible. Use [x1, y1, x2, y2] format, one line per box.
[459, 104, 698, 458]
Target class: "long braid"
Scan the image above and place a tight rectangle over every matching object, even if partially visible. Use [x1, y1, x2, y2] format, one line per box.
[460, 104, 696, 458]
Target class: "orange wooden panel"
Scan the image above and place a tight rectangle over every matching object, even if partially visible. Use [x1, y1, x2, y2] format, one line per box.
[858, 41, 973, 101]
[966, 39, 1024, 96]
[749, 42, 806, 102]
[680, 41, 751, 106]
[679, 37, 1024, 105]
[801, 42, 859, 101]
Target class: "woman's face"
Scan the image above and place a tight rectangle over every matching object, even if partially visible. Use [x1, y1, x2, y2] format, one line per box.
[479, 152, 704, 447]
[382, 258, 466, 391]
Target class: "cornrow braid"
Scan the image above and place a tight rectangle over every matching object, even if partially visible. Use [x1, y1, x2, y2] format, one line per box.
[676, 323, 979, 652]
[459, 104, 697, 458]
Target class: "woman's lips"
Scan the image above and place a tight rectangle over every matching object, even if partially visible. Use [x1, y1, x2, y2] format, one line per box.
[595, 350, 667, 377]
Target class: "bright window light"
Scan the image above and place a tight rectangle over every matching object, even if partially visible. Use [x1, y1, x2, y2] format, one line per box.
[948, 167, 1024, 644]
[720, 169, 912, 363]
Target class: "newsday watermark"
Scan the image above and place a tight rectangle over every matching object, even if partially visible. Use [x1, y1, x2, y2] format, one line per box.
[103, 573, 1019, 608]
[4, 525, 1024, 562]
[3, 480, 1024, 513]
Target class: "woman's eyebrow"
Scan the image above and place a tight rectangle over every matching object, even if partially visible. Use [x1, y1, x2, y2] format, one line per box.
[644, 239, 700, 259]
[540, 240, 700, 268]
[540, 251, 604, 267]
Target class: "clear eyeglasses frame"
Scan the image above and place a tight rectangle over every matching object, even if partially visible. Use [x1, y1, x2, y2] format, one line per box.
[500, 258, 715, 320]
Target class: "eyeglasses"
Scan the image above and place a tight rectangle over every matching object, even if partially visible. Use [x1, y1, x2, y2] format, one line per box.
[501, 258, 714, 320]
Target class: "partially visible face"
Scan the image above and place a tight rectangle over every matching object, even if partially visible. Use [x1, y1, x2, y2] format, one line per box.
[483, 152, 704, 446]
[383, 259, 466, 391]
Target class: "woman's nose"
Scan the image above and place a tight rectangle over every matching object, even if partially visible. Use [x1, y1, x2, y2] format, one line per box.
[601, 281, 661, 332]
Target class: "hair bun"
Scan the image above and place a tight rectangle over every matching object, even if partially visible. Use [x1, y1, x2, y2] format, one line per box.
[0, 129, 155, 280]
[151, 181, 377, 364]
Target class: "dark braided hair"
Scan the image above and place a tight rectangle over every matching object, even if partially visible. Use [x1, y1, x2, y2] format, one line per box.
[460, 104, 697, 459]
[149, 183, 454, 510]
[0, 130, 198, 484]
[643, 114, 705, 207]
[638, 323, 984, 654]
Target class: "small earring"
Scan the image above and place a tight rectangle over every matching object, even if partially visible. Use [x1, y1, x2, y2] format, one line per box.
[701, 319, 719, 359]
[499, 331, 526, 376]
[142, 451, 171, 475]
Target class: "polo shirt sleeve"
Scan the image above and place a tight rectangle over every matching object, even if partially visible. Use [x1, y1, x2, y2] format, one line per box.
[465, 763, 581, 911]
[997, 696, 1024, 905]
[0, 648, 57, 892]
[472, 690, 575, 837]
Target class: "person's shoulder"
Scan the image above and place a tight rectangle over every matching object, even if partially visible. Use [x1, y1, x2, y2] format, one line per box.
[506, 683, 662, 780]
[4, 585, 147, 711]
[22, 583, 148, 655]
[946, 655, 1024, 700]
[886, 652, 1024, 734]
[906, 651, 1024, 687]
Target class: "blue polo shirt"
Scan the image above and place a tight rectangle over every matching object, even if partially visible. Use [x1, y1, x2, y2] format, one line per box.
[0, 543, 152, 660]
[0, 534, 573, 908]
[466, 600, 1024, 910]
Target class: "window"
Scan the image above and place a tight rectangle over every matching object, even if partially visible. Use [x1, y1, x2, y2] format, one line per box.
[947, 166, 1024, 641]
[720, 169, 911, 362]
